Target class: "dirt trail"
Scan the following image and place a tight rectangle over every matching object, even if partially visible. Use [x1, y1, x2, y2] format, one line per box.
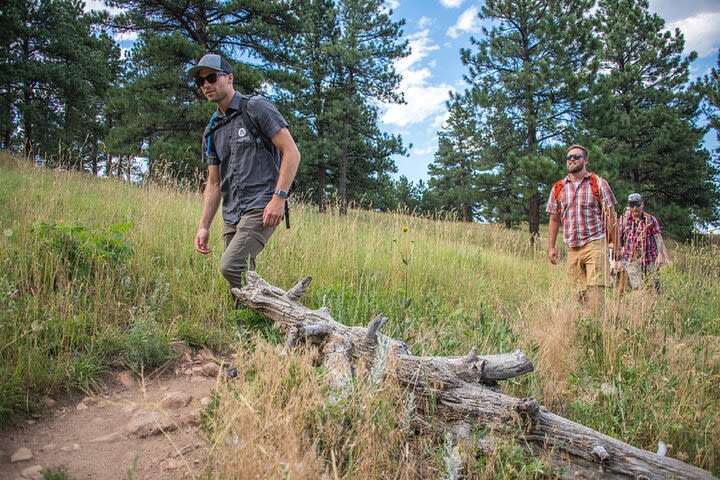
[0, 345, 226, 480]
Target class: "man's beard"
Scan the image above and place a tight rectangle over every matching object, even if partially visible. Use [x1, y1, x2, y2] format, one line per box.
[567, 161, 585, 174]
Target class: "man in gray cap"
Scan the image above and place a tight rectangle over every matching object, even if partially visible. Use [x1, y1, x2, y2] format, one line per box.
[617, 193, 671, 291]
[189, 53, 301, 291]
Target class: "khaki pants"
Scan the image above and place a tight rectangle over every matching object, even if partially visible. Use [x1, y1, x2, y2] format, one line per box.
[219, 209, 276, 289]
[566, 238, 610, 294]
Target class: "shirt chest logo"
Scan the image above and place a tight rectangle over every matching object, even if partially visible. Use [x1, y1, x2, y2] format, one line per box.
[237, 127, 247, 138]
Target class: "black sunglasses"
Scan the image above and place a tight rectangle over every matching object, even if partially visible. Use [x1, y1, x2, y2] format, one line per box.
[195, 72, 227, 88]
[566, 153, 586, 161]
[628, 202, 641, 208]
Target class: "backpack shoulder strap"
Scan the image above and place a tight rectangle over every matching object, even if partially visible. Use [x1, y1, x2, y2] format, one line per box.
[589, 172, 603, 204]
[239, 95, 273, 152]
[204, 111, 219, 156]
[553, 179, 565, 204]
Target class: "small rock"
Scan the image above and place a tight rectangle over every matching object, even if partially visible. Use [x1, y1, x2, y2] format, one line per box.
[183, 368, 193, 375]
[117, 371, 136, 388]
[197, 348, 214, 361]
[25, 420, 36, 425]
[20, 465, 43, 479]
[76, 403, 88, 411]
[125, 411, 177, 438]
[39, 443, 56, 452]
[162, 392, 192, 410]
[170, 340, 192, 356]
[43, 398, 56, 408]
[10, 447, 33, 462]
[90, 432, 124, 443]
[187, 409, 202, 426]
[200, 396, 212, 407]
[60, 443, 81, 452]
[181, 352, 193, 365]
[202, 362, 220, 377]
[191, 365, 204, 374]
[162, 457, 183, 471]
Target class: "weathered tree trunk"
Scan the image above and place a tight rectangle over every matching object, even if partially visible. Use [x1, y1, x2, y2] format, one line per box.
[233, 272, 716, 480]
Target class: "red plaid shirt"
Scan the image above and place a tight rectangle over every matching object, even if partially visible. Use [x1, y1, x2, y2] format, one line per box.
[546, 172, 616, 248]
[619, 212, 661, 265]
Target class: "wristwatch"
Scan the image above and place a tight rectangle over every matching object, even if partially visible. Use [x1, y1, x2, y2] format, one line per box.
[273, 189, 289, 199]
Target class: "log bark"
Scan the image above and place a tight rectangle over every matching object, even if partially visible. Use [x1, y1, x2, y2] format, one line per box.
[232, 272, 716, 480]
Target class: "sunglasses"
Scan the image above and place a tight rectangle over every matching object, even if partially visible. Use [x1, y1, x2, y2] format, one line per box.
[195, 72, 227, 88]
[566, 154, 586, 161]
[628, 202, 641, 208]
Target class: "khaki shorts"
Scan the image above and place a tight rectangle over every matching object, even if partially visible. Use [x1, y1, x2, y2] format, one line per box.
[566, 238, 610, 292]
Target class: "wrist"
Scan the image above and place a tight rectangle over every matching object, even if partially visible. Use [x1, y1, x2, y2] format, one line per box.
[273, 188, 289, 199]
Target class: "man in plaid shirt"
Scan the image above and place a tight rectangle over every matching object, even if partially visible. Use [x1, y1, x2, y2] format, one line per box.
[547, 144, 618, 304]
[618, 193, 671, 291]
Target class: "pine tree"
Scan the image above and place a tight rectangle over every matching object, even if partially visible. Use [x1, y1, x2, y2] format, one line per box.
[329, 0, 408, 214]
[587, 0, 719, 236]
[427, 98, 482, 221]
[460, 0, 597, 239]
[0, 0, 120, 165]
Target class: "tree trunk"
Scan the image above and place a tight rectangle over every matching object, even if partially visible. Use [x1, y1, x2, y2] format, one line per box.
[528, 190, 540, 246]
[232, 272, 717, 480]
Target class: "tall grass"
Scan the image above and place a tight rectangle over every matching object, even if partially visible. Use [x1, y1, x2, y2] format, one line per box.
[1, 152, 717, 475]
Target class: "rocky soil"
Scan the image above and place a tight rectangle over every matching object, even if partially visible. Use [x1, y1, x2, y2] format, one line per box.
[0, 342, 227, 480]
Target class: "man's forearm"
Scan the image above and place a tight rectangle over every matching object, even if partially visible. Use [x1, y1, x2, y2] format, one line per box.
[199, 182, 221, 229]
[547, 215, 560, 249]
[655, 234, 670, 261]
[275, 150, 300, 193]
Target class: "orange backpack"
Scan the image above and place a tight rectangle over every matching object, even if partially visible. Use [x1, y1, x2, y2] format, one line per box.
[552, 172, 603, 210]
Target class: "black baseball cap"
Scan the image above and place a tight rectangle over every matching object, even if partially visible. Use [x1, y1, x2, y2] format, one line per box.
[188, 53, 233, 79]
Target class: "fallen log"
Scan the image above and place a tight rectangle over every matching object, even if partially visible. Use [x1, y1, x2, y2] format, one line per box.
[232, 272, 716, 480]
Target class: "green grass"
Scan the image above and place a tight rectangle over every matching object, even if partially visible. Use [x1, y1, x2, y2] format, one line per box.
[1, 152, 718, 474]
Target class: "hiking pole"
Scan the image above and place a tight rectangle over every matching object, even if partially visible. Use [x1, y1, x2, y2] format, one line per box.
[285, 201, 290, 229]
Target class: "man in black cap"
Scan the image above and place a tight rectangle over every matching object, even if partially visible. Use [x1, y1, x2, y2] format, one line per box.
[617, 193, 671, 291]
[189, 53, 301, 290]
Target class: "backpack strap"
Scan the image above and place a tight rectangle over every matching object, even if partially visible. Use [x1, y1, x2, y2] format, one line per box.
[239, 95, 273, 153]
[588, 172, 603, 204]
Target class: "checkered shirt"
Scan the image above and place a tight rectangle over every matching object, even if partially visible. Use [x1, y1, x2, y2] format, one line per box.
[546, 172, 617, 248]
[620, 212, 661, 265]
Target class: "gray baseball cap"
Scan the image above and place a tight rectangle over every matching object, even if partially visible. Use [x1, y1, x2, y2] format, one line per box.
[627, 193, 643, 203]
[188, 53, 233, 79]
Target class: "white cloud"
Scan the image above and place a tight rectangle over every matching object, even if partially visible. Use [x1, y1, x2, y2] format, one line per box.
[414, 144, 437, 155]
[385, 0, 400, 11]
[440, 0, 465, 7]
[447, 6, 481, 39]
[84, 0, 124, 15]
[418, 16, 433, 29]
[667, 12, 720, 57]
[114, 31, 138, 43]
[381, 29, 455, 128]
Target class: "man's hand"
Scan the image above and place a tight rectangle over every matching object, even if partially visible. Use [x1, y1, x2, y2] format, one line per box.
[262, 196, 285, 227]
[548, 246, 558, 265]
[195, 227, 212, 254]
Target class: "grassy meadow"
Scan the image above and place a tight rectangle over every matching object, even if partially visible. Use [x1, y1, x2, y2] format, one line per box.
[1, 152, 718, 477]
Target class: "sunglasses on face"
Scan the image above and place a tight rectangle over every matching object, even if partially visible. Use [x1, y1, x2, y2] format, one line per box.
[628, 202, 641, 208]
[566, 153, 586, 161]
[195, 72, 227, 88]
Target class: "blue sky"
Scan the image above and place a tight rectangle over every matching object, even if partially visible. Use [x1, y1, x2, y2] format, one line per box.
[377, 0, 720, 183]
[86, 0, 720, 184]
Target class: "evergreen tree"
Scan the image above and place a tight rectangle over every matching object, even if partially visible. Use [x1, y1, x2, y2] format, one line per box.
[460, 0, 597, 239]
[0, 0, 120, 166]
[427, 98, 482, 222]
[329, 0, 408, 214]
[587, 0, 719, 236]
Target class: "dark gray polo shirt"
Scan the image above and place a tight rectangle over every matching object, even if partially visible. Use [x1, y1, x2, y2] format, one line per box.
[202, 93, 288, 225]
